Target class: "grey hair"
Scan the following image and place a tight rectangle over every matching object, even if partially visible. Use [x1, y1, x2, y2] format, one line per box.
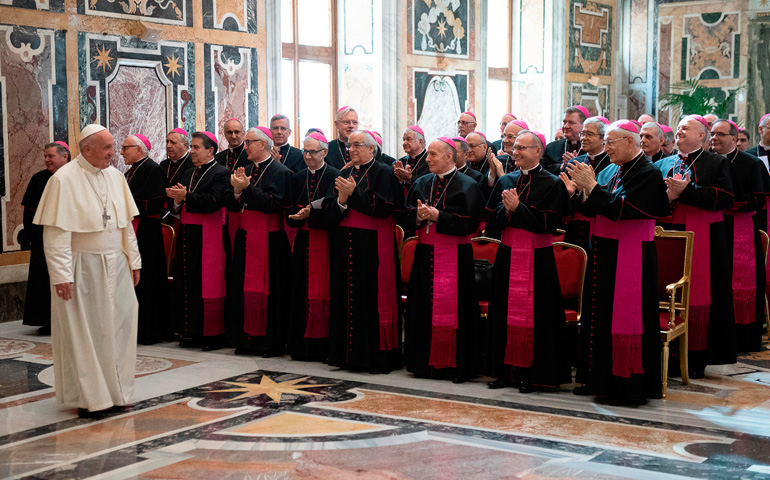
[127, 135, 149, 156]
[664, 130, 675, 143]
[761, 115, 770, 127]
[404, 127, 425, 147]
[335, 106, 357, 121]
[270, 114, 290, 125]
[248, 127, 274, 150]
[605, 124, 641, 148]
[518, 130, 545, 151]
[354, 130, 378, 148]
[714, 119, 738, 136]
[584, 117, 607, 137]
[169, 130, 190, 147]
[44, 142, 71, 161]
[303, 136, 328, 151]
[641, 122, 664, 140]
[455, 140, 469, 154]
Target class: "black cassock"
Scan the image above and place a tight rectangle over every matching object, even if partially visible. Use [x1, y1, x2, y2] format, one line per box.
[542, 138, 584, 175]
[126, 157, 169, 344]
[485, 165, 573, 385]
[377, 152, 397, 166]
[172, 160, 232, 340]
[324, 139, 349, 170]
[276, 143, 305, 173]
[215, 143, 250, 172]
[722, 150, 769, 353]
[563, 151, 612, 248]
[225, 159, 292, 353]
[577, 154, 669, 400]
[394, 150, 430, 194]
[160, 153, 194, 188]
[403, 170, 485, 379]
[21, 169, 53, 330]
[457, 164, 490, 201]
[286, 163, 340, 359]
[655, 149, 736, 369]
[323, 159, 404, 372]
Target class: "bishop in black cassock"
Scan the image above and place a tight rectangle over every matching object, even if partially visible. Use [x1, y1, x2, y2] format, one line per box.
[323, 130, 403, 374]
[655, 115, 735, 378]
[542, 106, 588, 175]
[486, 131, 572, 393]
[22, 141, 70, 334]
[226, 127, 293, 356]
[167, 132, 232, 351]
[567, 121, 669, 403]
[286, 132, 340, 360]
[123, 135, 170, 344]
[403, 138, 485, 382]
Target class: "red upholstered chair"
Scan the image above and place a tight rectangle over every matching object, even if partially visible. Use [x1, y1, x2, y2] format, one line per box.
[400, 236, 418, 308]
[553, 242, 587, 327]
[655, 226, 693, 398]
[161, 223, 175, 278]
[761, 230, 769, 337]
[471, 237, 500, 318]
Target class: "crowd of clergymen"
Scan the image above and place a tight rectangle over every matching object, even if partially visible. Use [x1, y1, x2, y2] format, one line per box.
[21, 105, 770, 406]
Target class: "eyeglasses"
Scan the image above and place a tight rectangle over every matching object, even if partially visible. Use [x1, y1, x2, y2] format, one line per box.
[243, 139, 261, 147]
[579, 131, 599, 138]
[457, 121, 476, 126]
[225, 130, 243, 135]
[120, 145, 140, 151]
[604, 137, 629, 146]
[711, 132, 735, 138]
[346, 142, 369, 150]
[301, 148, 325, 155]
[512, 145, 538, 151]
[337, 120, 358, 126]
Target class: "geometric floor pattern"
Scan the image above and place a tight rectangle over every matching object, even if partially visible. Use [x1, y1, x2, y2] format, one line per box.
[0, 321, 768, 479]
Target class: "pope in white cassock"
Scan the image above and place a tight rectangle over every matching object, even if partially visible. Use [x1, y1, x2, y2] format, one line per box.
[34, 124, 142, 418]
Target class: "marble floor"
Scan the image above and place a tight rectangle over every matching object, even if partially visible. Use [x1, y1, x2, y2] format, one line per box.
[0, 321, 768, 479]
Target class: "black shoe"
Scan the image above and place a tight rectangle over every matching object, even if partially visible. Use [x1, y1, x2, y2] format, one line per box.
[368, 368, 382, 375]
[77, 408, 112, 419]
[451, 376, 467, 384]
[689, 368, 706, 379]
[38, 326, 51, 336]
[234, 348, 256, 355]
[109, 405, 131, 413]
[487, 378, 513, 389]
[519, 382, 535, 394]
[201, 341, 222, 352]
[261, 349, 283, 358]
[178, 339, 200, 348]
[573, 385, 592, 396]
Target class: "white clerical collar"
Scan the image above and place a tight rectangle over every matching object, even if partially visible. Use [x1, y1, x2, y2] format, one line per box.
[309, 163, 325, 174]
[77, 155, 106, 173]
[521, 164, 540, 175]
[587, 150, 604, 161]
[437, 166, 456, 179]
[354, 159, 375, 170]
[275, 142, 288, 149]
[679, 147, 702, 156]
[230, 143, 243, 152]
[256, 155, 271, 165]
[202, 157, 216, 166]
[760, 144, 770, 151]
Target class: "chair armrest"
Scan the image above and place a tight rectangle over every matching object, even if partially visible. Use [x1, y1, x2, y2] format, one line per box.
[665, 275, 689, 295]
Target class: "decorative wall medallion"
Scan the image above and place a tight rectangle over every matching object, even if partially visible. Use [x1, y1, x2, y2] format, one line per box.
[412, 0, 469, 58]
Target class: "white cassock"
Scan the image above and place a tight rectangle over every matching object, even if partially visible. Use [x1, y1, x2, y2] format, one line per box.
[34, 154, 141, 412]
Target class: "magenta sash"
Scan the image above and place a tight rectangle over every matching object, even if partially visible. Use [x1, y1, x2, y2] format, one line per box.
[668, 204, 723, 350]
[227, 210, 241, 252]
[593, 217, 654, 378]
[339, 209, 399, 350]
[729, 211, 756, 325]
[181, 207, 226, 336]
[500, 227, 553, 367]
[418, 227, 471, 368]
[300, 223, 331, 338]
[239, 211, 283, 336]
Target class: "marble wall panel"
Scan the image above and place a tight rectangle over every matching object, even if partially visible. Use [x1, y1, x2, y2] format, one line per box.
[658, 17, 673, 126]
[78, 0, 192, 26]
[108, 66, 168, 167]
[203, 44, 258, 145]
[412, 0, 469, 58]
[519, 0, 545, 74]
[567, 82, 610, 118]
[343, 0, 374, 55]
[1, 0, 64, 12]
[568, 0, 613, 77]
[682, 12, 740, 80]
[514, 79, 547, 133]
[629, 0, 647, 83]
[343, 63, 377, 130]
[202, 0, 257, 33]
[413, 69, 468, 140]
[78, 33, 195, 169]
[627, 89, 646, 121]
[0, 25, 66, 253]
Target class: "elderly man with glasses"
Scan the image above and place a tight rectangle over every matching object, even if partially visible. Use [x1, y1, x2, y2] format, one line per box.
[565, 120, 669, 405]
[285, 130, 340, 360]
[226, 126, 292, 357]
[324, 106, 360, 169]
[324, 130, 403, 374]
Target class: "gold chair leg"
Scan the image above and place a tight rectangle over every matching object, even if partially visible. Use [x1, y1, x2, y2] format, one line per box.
[680, 332, 689, 386]
[661, 341, 669, 398]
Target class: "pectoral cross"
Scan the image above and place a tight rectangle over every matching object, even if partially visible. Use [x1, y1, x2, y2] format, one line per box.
[102, 209, 111, 228]
[426, 220, 431, 234]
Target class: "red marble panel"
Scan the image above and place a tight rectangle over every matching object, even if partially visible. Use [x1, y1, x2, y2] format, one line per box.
[1, 31, 54, 251]
[108, 65, 168, 170]
[211, 47, 250, 145]
[658, 20, 672, 125]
